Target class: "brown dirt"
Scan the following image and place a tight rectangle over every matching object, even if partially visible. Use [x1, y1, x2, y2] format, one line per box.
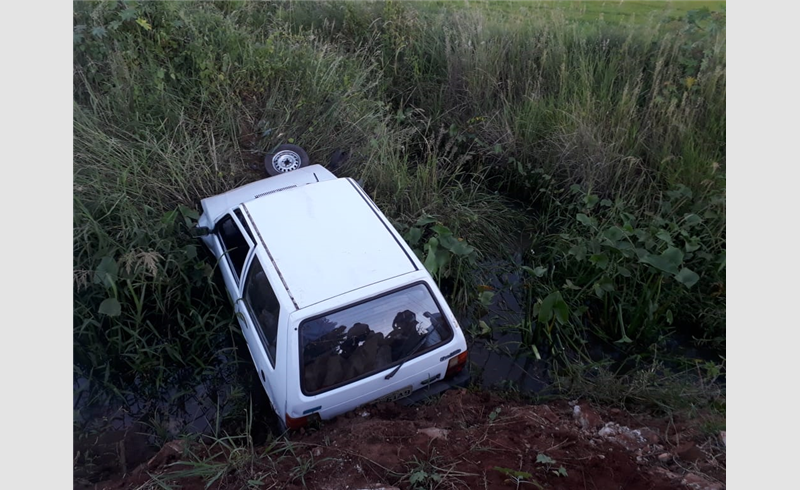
[86, 390, 725, 490]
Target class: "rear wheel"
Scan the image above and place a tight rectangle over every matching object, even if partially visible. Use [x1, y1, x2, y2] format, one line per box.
[264, 144, 309, 176]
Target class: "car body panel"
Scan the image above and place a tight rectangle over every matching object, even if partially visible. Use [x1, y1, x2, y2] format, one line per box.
[242, 178, 418, 309]
[198, 165, 336, 229]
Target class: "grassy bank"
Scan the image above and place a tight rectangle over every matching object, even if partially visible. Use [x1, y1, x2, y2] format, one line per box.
[73, 0, 725, 411]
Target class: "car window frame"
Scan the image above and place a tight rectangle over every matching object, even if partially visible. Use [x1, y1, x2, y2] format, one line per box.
[297, 280, 455, 396]
[214, 210, 255, 285]
[241, 254, 282, 368]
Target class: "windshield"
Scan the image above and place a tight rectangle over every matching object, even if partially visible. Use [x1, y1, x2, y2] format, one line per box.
[300, 283, 453, 395]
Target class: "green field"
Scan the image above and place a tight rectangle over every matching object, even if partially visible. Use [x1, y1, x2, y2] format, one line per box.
[74, 0, 725, 432]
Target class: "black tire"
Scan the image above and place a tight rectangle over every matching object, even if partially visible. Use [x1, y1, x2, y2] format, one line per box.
[264, 144, 310, 176]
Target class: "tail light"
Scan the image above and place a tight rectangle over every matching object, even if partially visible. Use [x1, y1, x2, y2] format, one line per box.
[444, 350, 468, 379]
[285, 412, 320, 430]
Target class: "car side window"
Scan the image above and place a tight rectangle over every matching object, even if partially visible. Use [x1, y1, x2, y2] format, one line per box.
[216, 214, 250, 281]
[243, 258, 280, 367]
[234, 208, 256, 243]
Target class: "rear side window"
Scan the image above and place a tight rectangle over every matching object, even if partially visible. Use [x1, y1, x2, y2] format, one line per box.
[243, 258, 280, 366]
[300, 283, 454, 395]
[216, 214, 250, 280]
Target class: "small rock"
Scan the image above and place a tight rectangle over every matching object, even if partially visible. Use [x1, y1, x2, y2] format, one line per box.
[638, 427, 661, 444]
[573, 404, 603, 431]
[652, 466, 681, 480]
[657, 452, 672, 463]
[682, 472, 723, 490]
[676, 442, 704, 464]
[312, 447, 323, 457]
[417, 427, 449, 441]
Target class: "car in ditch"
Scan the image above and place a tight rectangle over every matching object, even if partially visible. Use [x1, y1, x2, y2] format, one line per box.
[195, 147, 469, 430]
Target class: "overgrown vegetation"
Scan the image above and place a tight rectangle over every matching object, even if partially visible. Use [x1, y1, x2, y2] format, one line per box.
[74, 0, 725, 449]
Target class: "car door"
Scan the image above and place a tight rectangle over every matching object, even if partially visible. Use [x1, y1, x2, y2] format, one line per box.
[238, 254, 284, 417]
[211, 210, 255, 302]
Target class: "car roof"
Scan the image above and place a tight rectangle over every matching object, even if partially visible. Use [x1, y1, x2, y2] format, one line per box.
[242, 178, 418, 309]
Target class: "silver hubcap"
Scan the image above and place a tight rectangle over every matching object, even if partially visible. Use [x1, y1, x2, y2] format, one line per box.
[272, 150, 301, 172]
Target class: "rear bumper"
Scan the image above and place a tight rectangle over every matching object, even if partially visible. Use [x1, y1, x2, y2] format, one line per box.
[398, 368, 471, 406]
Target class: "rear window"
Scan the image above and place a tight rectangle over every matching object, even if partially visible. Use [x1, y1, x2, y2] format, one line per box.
[300, 283, 453, 395]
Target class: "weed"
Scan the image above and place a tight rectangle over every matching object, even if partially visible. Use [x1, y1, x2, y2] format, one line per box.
[398, 446, 474, 490]
[493, 466, 542, 490]
[535, 453, 568, 477]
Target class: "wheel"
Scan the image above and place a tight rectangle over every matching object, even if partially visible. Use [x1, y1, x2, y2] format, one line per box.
[264, 144, 310, 176]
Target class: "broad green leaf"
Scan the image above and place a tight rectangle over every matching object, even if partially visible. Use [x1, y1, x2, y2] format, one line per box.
[640, 246, 683, 274]
[478, 291, 495, 307]
[423, 249, 447, 276]
[415, 215, 438, 226]
[553, 295, 569, 324]
[655, 229, 673, 245]
[94, 256, 118, 288]
[603, 226, 625, 242]
[533, 266, 548, 277]
[179, 204, 200, 221]
[675, 267, 700, 288]
[585, 194, 599, 209]
[409, 471, 427, 485]
[568, 244, 586, 261]
[99, 298, 121, 317]
[405, 227, 422, 245]
[536, 454, 556, 465]
[666, 310, 674, 324]
[590, 253, 609, 270]
[684, 214, 702, 226]
[598, 276, 615, 292]
[431, 224, 452, 237]
[617, 266, 632, 278]
[685, 239, 701, 252]
[183, 244, 197, 260]
[439, 235, 474, 256]
[538, 292, 557, 324]
[576, 213, 595, 227]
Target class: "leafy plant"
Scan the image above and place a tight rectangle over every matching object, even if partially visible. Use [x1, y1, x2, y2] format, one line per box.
[493, 466, 543, 489]
[535, 453, 568, 477]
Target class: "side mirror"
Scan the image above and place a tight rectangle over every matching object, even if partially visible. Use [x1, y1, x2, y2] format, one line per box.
[191, 226, 211, 237]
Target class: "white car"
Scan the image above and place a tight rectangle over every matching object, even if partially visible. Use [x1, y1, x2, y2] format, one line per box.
[196, 160, 469, 430]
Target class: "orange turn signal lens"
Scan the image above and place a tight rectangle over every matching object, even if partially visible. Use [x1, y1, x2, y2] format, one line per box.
[445, 350, 468, 379]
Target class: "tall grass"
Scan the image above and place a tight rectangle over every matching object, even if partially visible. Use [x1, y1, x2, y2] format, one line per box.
[74, 0, 725, 407]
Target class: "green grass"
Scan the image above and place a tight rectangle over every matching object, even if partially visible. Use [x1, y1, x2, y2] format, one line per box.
[73, 0, 725, 418]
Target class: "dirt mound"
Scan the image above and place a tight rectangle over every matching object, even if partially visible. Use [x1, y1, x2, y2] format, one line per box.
[91, 390, 725, 489]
